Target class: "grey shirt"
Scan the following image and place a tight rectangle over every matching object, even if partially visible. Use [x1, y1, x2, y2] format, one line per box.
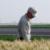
[18, 15, 31, 38]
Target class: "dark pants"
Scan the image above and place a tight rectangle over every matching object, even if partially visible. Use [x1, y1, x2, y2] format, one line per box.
[18, 30, 24, 41]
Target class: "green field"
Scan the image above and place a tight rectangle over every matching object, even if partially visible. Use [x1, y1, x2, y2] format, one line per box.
[0, 35, 16, 41]
[31, 24, 50, 28]
[0, 24, 50, 28]
[0, 35, 50, 41]
[0, 24, 50, 41]
[0, 25, 17, 28]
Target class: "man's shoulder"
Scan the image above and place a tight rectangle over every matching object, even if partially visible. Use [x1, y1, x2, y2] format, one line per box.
[20, 15, 27, 22]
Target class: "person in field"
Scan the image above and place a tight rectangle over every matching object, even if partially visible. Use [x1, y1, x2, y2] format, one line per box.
[18, 7, 37, 41]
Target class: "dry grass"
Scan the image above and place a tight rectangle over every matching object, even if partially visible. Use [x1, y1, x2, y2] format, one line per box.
[0, 39, 50, 50]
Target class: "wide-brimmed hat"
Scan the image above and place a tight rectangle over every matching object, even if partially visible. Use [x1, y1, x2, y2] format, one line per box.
[27, 7, 37, 14]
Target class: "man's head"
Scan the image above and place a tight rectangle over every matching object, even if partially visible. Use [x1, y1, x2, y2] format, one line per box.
[26, 7, 37, 19]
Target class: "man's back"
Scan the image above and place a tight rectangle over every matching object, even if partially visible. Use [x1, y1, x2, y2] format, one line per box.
[17, 7, 37, 41]
[18, 15, 31, 41]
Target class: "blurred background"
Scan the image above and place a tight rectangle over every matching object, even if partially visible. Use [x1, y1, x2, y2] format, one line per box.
[0, 0, 50, 25]
[0, 1, 50, 50]
[0, 0, 50, 41]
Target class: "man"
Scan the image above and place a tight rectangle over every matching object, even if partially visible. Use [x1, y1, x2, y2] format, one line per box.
[18, 7, 37, 41]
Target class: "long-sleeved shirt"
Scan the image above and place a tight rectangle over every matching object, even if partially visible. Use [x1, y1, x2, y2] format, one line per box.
[18, 15, 31, 35]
